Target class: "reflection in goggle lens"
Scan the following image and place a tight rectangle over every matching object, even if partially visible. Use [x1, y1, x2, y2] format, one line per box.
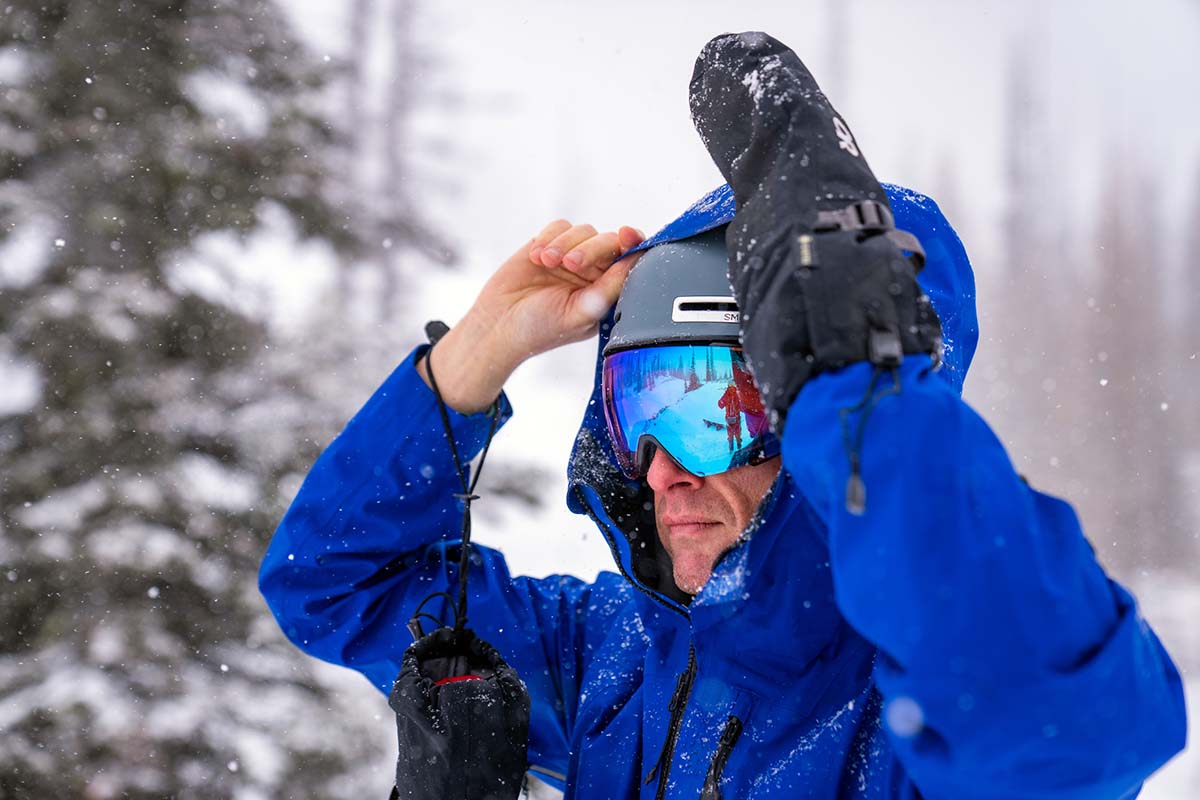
[602, 345, 779, 478]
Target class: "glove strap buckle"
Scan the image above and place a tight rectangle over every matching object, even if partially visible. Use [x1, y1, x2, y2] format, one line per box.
[815, 199, 895, 233]
[816, 201, 926, 271]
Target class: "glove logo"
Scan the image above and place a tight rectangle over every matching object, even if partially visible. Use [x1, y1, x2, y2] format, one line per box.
[833, 117, 860, 157]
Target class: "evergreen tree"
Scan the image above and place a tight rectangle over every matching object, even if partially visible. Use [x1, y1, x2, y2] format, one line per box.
[686, 350, 700, 392]
[0, 2, 396, 796]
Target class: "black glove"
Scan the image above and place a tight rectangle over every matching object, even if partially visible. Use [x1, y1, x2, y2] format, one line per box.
[389, 627, 530, 800]
[689, 32, 942, 431]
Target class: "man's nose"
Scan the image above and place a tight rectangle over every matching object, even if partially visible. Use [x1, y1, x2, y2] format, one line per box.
[645, 447, 702, 493]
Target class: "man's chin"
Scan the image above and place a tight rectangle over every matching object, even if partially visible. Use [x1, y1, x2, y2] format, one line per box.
[673, 563, 714, 596]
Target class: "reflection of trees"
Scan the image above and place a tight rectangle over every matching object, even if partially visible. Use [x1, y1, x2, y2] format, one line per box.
[617, 347, 739, 395]
[686, 351, 701, 392]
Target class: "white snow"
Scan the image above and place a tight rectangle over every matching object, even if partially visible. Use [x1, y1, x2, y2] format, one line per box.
[883, 695, 925, 738]
[87, 523, 194, 570]
[18, 479, 108, 532]
[0, 222, 54, 288]
[694, 542, 749, 607]
[0, 350, 42, 416]
[169, 202, 340, 334]
[183, 71, 271, 139]
[175, 453, 259, 513]
[751, 699, 860, 794]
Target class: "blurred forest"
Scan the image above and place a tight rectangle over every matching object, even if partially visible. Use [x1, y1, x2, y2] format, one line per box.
[974, 37, 1198, 573]
[0, 0, 1197, 798]
[0, 0, 436, 796]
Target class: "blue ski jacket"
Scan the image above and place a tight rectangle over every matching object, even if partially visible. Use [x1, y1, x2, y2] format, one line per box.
[260, 184, 1186, 799]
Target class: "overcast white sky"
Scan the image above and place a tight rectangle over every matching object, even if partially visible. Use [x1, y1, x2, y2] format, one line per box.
[288, 0, 1200, 249]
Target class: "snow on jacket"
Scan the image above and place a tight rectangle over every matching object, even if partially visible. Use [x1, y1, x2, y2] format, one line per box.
[260, 184, 1187, 799]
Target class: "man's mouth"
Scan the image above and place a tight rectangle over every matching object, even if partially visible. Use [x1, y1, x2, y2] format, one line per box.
[661, 518, 721, 537]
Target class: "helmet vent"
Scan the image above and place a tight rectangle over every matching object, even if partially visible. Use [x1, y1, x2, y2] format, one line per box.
[671, 296, 740, 323]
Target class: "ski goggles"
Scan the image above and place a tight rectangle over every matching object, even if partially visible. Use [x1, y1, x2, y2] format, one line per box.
[601, 344, 779, 479]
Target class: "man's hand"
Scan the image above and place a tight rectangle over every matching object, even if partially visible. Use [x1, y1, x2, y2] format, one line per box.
[418, 221, 644, 414]
[476, 220, 646, 363]
[689, 32, 941, 431]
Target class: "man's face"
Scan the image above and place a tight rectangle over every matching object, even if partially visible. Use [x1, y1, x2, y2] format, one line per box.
[646, 448, 781, 595]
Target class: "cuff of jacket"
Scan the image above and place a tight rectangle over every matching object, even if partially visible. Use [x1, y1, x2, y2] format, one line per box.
[405, 344, 513, 461]
[778, 353, 938, 523]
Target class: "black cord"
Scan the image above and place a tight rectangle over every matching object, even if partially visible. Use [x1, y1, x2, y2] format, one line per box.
[421, 343, 500, 636]
[407, 592, 460, 640]
[839, 366, 901, 515]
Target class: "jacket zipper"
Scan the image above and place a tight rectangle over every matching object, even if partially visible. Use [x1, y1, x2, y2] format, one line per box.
[698, 714, 744, 800]
[642, 645, 697, 799]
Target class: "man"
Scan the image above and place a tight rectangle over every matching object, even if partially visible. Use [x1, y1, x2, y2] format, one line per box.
[717, 380, 744, 451]
[260, 33, 1185, 798]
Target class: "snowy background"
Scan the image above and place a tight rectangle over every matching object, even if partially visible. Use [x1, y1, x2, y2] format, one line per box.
[1, 0, 1197, 797]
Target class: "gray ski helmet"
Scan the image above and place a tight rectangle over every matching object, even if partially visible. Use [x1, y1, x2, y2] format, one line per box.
[604, 226, 739, 356]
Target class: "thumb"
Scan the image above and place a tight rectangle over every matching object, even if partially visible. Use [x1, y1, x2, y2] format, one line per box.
[574, 254, 639, 323]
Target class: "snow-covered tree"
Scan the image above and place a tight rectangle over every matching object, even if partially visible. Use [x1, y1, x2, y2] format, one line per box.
[0, 2, 407, 796]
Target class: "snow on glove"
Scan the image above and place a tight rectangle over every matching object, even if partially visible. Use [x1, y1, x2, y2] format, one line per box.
[688, 31, 942, 431]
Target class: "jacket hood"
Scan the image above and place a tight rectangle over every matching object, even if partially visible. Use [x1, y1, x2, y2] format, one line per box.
[565, 183, 977, 609]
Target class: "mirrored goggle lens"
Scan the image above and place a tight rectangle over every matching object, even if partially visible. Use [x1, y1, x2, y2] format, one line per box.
[602, 345, 778, 478]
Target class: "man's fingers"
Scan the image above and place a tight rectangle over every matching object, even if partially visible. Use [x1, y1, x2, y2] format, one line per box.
[527, 219, 573, 263]
[535, 223, 597, 268]
[526, 220, 590, 287]
[571, 226, 646, 322]
[561, 225, 645, 282]
[524, 220, 645, 295]
[617, 226, 646, 251]
[560, 231, 624, 281]
[549, 268, 590, 288]
[574, 251, 643, 322]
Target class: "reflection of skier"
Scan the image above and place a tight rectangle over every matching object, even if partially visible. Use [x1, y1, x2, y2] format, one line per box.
[732, 360, 767, 438]
[717, 381, 742, 450]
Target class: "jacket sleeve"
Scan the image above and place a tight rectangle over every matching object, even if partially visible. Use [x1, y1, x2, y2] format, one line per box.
[258, 346, 625, 786]
[782, 355, 1187, 800]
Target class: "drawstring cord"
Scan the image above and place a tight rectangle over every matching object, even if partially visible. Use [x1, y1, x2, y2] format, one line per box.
[408, 321, 500, 639]
[839, 365, 901, 515]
